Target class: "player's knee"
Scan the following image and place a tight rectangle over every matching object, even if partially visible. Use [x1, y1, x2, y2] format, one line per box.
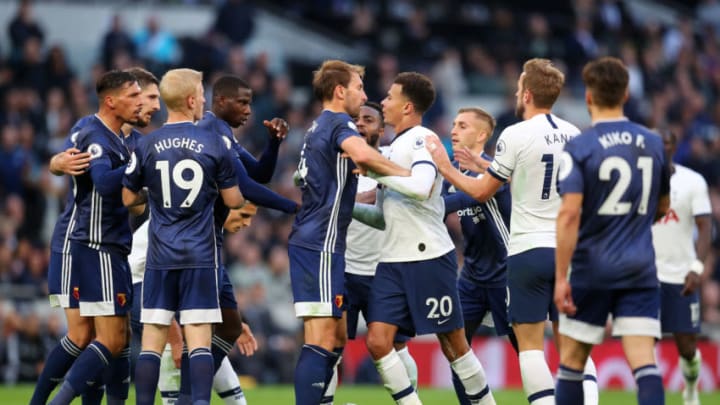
[366, 331, 392, 359]
[67, 328, 93, 348]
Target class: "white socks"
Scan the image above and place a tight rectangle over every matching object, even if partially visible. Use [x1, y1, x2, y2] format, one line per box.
[518, 350, 555, 405]
[450, 350, 496, 405]
[375, 349, 422, 405]
[396, 346, 418, 389]
[583, 357, 598, 405]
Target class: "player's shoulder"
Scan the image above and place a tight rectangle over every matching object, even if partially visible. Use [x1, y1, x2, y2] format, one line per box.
[549, 114, 581, 133]
[674, 164, 708, 187]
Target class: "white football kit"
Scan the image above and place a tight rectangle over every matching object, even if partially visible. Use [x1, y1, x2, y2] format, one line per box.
[652, 164, 711, 283]
[488, 113, 580, 255]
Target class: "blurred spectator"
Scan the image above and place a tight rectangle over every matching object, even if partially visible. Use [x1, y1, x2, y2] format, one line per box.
[100, 14, 137, 71]
[213, 0, 256, 46]
[8, 0, 44, 62]
[134, 16, 181, 74]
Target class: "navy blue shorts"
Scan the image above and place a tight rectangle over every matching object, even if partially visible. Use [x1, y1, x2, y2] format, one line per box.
[507, 248, 558, 323]
[142, 268, 221, 326]
[458, 276, 511, 336]
[218, 265, 237, 310]
[48, 251, 73, 308]
[345, 273, 410, 343]
[660, 282, 701, 334]
[559, 287, 661, 344]
[70, 242, 132, 316]
[289, 245, 345, 318]
[367, 251, 463, 337]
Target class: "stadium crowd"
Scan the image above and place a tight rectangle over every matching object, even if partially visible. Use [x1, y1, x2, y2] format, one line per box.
[1, 0, 720, 386]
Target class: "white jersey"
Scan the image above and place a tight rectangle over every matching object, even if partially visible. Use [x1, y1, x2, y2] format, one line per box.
[345, 174, 383, 276]
[652, 164, 711, 284]
[488, 113, 580, 256]
[128, 220, 149, 285]
[381, 126, 455, 262]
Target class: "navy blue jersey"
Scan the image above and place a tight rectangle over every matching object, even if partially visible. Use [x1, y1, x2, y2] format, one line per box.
[199, 112, 296, 263]
[197, 111, 280, 183]
[288, 110, 360, 254]
[123, 122, 237, 270]
[49, 115, 93, 254]
[70, 116, 133, 255]
[442, 157, 511, 287]
[558, 119, 670, 288]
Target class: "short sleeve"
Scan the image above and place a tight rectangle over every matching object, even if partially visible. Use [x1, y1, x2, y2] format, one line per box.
[410, 132, 438, 174]
[122, 149, 143, 192]
[691, 174, 712, 216]
[215, 138, 238, 189]
[487, 129, 517, 182]
[556, 142, 584, 195]
[334, 117, 361, 149]
[78, 131, 112, 170]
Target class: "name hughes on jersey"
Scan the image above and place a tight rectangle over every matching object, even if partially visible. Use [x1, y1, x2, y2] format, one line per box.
[598, 131, 647, 150]
[154, 138, 205, 154]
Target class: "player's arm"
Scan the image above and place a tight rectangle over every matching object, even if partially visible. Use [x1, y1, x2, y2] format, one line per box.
[425, 135, 502, 202]
[121, 187, 147, 208]
[340, 136, 409, 177]
[454, 147, 491, 173]
[233, 157, 297, 214]
[443, 191, 480, 214]
[167, 319, 184, 368]
[554, 193, 583, 316]
[49, 148, 91, 176]
[655, 155, 672, 222]
[372, 162, 436, 201]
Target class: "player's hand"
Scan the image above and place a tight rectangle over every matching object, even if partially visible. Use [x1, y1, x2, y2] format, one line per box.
[263, 118, 289, 141]
[455, 147, 491, 173]
[425, 135, 452, 171]
[54, 148, 91, 175]
[681, 272, 701, 296]
[170, 340, 183, 369]
[236, 322, 258, 356]
[554, 278, 576, 316]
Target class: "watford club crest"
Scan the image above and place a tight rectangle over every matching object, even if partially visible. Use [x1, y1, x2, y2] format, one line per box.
[116, 293, 127, 307]
[72, 287, 80, 300]
[335, 294, 343, 309]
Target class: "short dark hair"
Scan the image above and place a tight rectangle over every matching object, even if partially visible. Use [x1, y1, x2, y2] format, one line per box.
[312, 59, 365, 102]
[96, 70, 137, 96]
[582, 57, 629, 108]
[393, 72, 435, 114]
[364, 101, 383, 125]
[124, 67, 158, 89]
[212, 75, 250, 99]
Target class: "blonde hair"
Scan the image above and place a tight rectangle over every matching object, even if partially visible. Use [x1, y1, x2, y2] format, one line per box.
[159, 68, 203, 111]
[312, 60, 365, 102]
[458, 107, 496, 134]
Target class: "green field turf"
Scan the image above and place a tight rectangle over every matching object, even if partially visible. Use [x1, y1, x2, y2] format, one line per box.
[1, 384, 717, 404]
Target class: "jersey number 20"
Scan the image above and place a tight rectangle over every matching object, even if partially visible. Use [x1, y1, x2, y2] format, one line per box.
[155, 159, 204, 208]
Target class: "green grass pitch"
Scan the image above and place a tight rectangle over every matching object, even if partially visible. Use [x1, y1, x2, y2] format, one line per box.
[1, 384, 717, 404]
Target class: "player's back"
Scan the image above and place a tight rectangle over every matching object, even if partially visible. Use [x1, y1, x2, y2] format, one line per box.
[133, 122, 235, 270]
[70, 116, 132, 255]
[289, 110, 359, 254]
[560, 119, 668, 288]
[489, 113, 580, 255]
[381, 126, 455, 262]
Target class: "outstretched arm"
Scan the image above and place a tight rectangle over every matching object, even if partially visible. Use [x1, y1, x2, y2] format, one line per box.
[341, 136, 410, 177]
